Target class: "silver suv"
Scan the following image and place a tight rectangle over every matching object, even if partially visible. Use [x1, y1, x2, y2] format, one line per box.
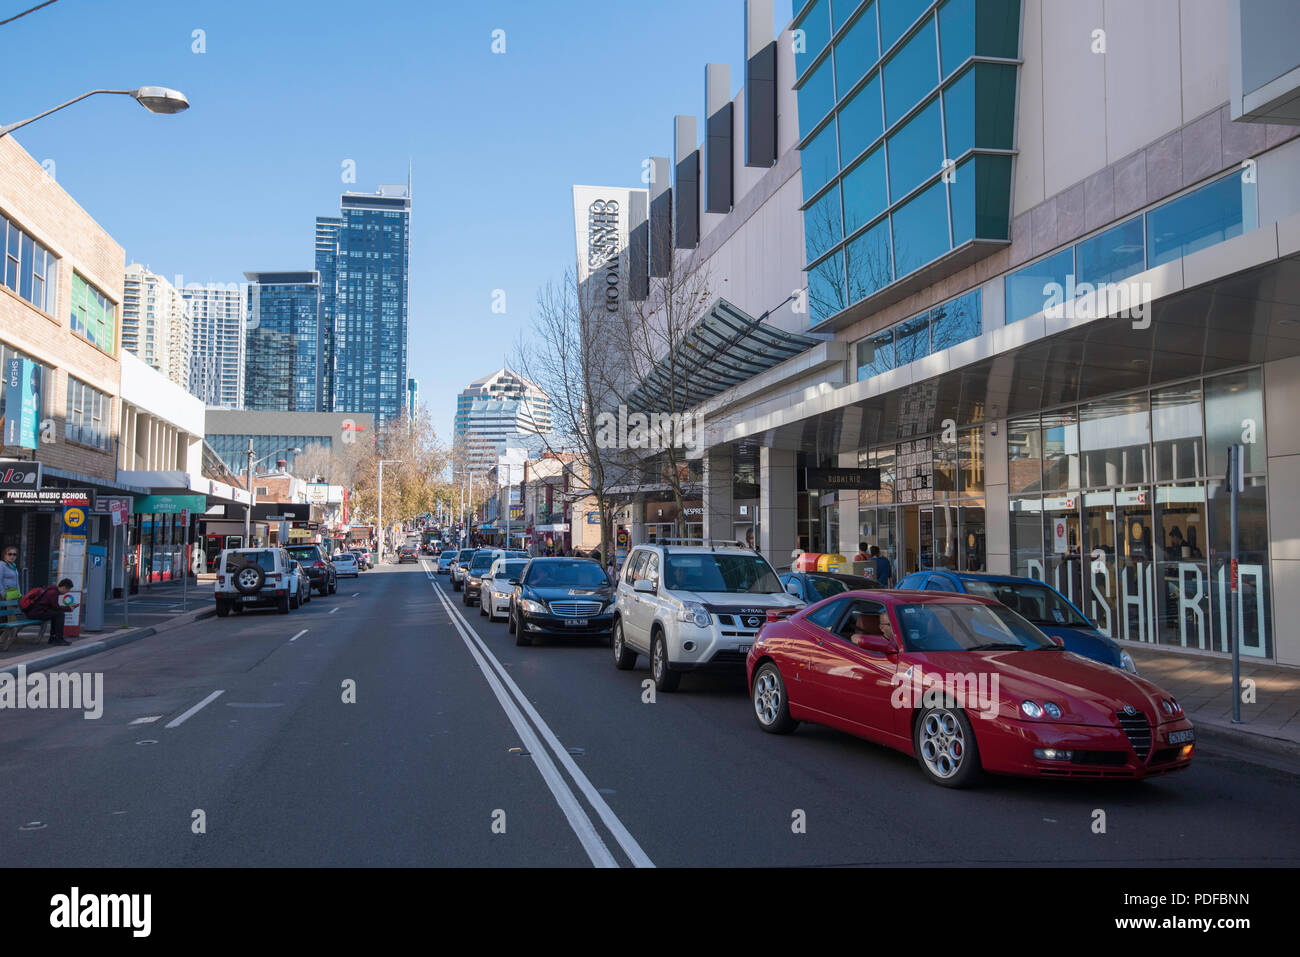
[612, 543, 802, 691]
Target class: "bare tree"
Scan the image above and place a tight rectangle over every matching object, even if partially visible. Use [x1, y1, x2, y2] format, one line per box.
[349, 404, 452, 532]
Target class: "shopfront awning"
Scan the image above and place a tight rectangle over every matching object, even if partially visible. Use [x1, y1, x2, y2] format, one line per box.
[625, 298, 823, 413]
[117, 470, 251, 508]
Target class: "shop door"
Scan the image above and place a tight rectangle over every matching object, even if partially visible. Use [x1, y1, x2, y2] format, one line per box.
[1042, 495, 1083, 608]
[900, 505, 920, 574]
[1081, 491, 1118, 637]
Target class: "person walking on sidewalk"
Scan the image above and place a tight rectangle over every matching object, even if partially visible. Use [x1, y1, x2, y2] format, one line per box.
[20, 578, 78, 646]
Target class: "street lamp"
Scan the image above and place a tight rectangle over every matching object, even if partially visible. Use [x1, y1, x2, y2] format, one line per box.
[377, 459, 404, 561]
[244, 441, 302, 546]
[0, 87, 190, 138]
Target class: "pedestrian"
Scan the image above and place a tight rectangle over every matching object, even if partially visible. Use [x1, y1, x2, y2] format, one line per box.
[19, 577, 78, 646]
[853, 541, 869, 563]
[1, 544, 20, 602]
[870, 545, 894, 587]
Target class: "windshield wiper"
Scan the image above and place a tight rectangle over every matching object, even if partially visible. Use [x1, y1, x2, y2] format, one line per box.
[967, 642, 1024, 651]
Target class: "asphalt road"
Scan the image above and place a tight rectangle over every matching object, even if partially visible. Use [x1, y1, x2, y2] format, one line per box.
[1, 560, 1297, 867]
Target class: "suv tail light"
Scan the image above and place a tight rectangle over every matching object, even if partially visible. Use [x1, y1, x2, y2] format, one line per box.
[765, 609, 795, 623]
[267, 573, 281, 582]
[217, 576, 225, 585]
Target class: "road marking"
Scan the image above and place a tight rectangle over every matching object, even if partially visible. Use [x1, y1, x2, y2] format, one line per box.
[165, 690, 225, 729]
[351, 592, 360, 598]
[329, 607, 340, 615]
[290, 629, 308, 642]
[130, 715, 161, 725]
[430, 579, 653, 869]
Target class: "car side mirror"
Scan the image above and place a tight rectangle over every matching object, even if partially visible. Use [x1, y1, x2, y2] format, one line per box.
[508, 578, 520, 586]
[633, 579, 656, 594]
[1048, 634, 1065, 648]
[852, 633, 896, 655]
[784, 581, 801, 596]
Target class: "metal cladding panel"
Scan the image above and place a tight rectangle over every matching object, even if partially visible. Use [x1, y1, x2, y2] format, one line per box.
[745, 0, 777, 168]
[706, 64, 733, 213]
[628, 191, 649, 301]
[649, 156, 672, 277]
[674, 116, 699, 249]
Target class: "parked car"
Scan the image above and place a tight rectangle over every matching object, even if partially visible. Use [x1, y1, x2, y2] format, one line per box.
[779, 570, 881, 604]
[437, 550, 456, 575]
[450, 548, 476, 591]
[895, 571, 1138, 673]
[748, 591, 1193, 787]
[332, 551, 361, 578]
[610, 543, 801, 691]
[289, 560, 312, 608]
[509, 557, 615, 645]
[482, 557, 530, 621]
[463, 549, 504, 606]
[286, 544, 338, 596]
[214, 547, 299, 616]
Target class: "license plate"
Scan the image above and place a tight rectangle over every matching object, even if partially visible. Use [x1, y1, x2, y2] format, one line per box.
[1168, 729, 1195, 744]
[738, 644, 752, 654]
[565, 619, 588, 627]
[242, 596, 257, 603]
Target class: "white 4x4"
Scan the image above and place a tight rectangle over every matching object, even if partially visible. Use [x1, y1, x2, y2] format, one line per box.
[612, 543, 802, 691]
[215, 547, 300, 616]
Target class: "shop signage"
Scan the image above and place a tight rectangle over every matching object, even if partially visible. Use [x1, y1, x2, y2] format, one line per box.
[509, 505, 524, 521]
[306, 483, 329, 505]
[1052, 519, 1068, 554]
[586, 512, 600, 525]
[802, 467, 881, 491]
[0, 460, 41, 490]
[133, 494, 207, 515]
[0, 488, 90, 507]
[3, 357, 42, 449]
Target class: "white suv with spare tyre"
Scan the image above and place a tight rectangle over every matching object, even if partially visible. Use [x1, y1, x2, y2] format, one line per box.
[612, 543, 802, 691]
[214, 547, 299, 616]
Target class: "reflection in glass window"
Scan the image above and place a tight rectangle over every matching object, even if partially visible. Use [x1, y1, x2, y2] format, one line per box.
[1006, 415, 1042, 494]
[894, 314, 930, 364]
[838, 74, 883, 165]
[842, 146, 888, 234]
[835, 3, 880, 96]
[801, 121, 841, 203]
[891, 179, 950, 278]
[799, 57, 837, 129]
[1207, 477, 1270, 657]
[882, 20, 939, 126]
[1041, 410, 1080, 490]
[1153, 483, 1210, 650]
[845, 217, 893, 302]
[879, 0, 932, 52]
[1147, 174, 1255, 268]
[887, 101, 944, 201]
[949, 154, 1013, 243]
[1080, 393, 1150, 487]
[960, 428, 985, 495]
[1204, 367, 1264, 475]
[1009, 496, 1044, 578]
[938, 0, 974, 76]
[808, 249, 847, 325]
[831, 0, 864, 31]
[855, 328, 896, 379]
[1151, 383, 1204, 481]
[943, 66, 975, 157]
[1076, 217, 1145, 286]
[805, 183, 843, 264]
[929, 289, 981, 350]
[1005, 247, 1073, 323]
[795, 0, 833, 78]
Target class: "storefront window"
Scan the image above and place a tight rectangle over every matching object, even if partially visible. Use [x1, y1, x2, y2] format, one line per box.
[960, 427, 984, 495]
[1207, 477, 1271, 658]
[1114, 487, 1154, 643]
[932, 434, 958, 498]
[1080, 392, 1149, 488]
[1152, 382, 1204, 482]
[1081, 489, 1116, 636]
[876, 444, 896, 505]
[1010, 496, 1043, 578]
[1153, 484, 1210, 650]
[1040, 410, 1080, 490]
[1006, 414, 1041, 493]
[1204, 367, 1265, 477]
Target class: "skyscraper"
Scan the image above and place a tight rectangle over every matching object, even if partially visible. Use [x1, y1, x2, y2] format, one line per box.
[453, 367, 553, 472]
[122, 264, 193, 393]
[181, 283, 245, 408]
[317, 183, 411, 424]
[243, 271, 322, 412]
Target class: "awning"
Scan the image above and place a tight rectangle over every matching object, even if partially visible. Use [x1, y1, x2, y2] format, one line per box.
[625, 299, 823, 413]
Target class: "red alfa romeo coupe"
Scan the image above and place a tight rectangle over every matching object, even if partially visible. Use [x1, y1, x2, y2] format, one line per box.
[746, 592, 1194, 787]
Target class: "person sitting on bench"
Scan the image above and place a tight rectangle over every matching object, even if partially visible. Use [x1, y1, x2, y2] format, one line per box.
[22, 578, 78, 646]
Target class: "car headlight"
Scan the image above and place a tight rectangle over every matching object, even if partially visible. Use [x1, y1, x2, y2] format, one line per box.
[1121, 651, 1138, 674]
[521, 599, 547, 615]
[1020, 700, 1043, 719]
[1043, 702, 1062, 719]
[677, 601, 711, 628]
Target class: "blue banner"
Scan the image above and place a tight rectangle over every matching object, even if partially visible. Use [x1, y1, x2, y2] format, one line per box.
[3, 357, 41, 450]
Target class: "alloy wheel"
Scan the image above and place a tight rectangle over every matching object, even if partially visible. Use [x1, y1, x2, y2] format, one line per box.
[753, 669, 781, 726]
[919, 709, 966, 779]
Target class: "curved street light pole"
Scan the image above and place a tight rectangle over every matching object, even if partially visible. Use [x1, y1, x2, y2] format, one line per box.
[0, 86, 189, 138]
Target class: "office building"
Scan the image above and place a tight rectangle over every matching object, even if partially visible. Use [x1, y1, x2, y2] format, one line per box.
[181, 282, 245, 408]
[205, 409, 375, 478]
[243, 270, 322, 412]
[453, 367, 553, 472]
[122, 264, 193, 393]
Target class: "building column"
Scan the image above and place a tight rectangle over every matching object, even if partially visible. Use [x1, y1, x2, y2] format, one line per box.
[985, 419, 1010, 574]
[629, 494, 646, 546]
[759, 446, 797, 569]
[702, 447, 733, 543]
[836, 451, 861, 561]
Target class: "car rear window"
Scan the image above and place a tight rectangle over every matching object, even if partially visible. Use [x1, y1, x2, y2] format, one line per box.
[288, 547, 321, 562]
[227, 550, 277, 572]
[459, 550, 475, 560]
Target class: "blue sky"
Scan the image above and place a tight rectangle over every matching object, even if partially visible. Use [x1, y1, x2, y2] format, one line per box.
[2, 0, 794, 441]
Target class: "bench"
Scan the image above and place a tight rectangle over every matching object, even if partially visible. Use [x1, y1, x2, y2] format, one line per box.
[0, 599, 50, 651]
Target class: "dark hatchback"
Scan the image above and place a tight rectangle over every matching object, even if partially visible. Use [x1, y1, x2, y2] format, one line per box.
[509, 558, 615, 646]
[285, 544, 337, 596]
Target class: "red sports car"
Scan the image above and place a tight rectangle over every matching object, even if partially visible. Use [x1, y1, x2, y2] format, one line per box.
[746, 591, 1194, 787]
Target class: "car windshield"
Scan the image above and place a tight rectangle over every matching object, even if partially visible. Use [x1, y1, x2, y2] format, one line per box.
[663, 553, 782, 594]
[458, 550, 475, 561]
[961, 580, 1091, 628]
[497, 560, 529, 579]
[525, 561, 609, 587]
[805, 575, 851, 599]
[335, 553, 355, 562]
[894, 602, 1054, 652]
[470, 554, 498, 572]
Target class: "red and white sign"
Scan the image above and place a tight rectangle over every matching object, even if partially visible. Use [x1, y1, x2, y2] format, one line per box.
[1053, 519, 1068, 554]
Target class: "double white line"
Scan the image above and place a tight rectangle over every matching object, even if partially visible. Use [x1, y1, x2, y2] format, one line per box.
[428, 577, 653, 868]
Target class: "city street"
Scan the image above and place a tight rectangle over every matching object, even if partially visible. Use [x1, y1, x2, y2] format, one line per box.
[2, 559, 1297, 868]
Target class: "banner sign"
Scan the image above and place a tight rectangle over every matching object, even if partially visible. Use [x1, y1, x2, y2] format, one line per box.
[0, 460, 41, 490]
[3, 357, 41, 449]
[0, 488, 90, 507]
[133, 494, 207, 515]
[802, 467, 881, 491]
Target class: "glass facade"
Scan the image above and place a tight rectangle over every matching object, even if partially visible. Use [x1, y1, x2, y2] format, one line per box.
[794, 0, 1022, 326]
[853, 288, 982, 380]
[206, 434, 333, 477]
[244, 274, 322, 412]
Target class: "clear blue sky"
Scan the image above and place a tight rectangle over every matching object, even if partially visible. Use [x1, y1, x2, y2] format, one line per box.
[2, 0, 794, 442]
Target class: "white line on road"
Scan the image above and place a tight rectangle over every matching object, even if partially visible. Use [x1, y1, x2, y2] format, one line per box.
[351, 593, 360, 598]
[329, 607, 339, 615]
[165, 690, 225, 729]
[130, 716, 161, 725]
[290, 629, 308, 642]
[431, 580, 654, 868]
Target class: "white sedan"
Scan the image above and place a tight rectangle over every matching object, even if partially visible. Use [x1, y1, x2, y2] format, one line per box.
[332, 552, 361, 578]
[481, 557, 530, 621]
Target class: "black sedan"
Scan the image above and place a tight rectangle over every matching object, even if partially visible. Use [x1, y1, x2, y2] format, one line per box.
[777, 570, 882, 604]
[508, 558, 615, 646]
[397, 545, 419, 564]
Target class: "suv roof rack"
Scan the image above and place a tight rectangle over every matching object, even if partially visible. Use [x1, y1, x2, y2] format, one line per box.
[655, 538, 747, 552]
